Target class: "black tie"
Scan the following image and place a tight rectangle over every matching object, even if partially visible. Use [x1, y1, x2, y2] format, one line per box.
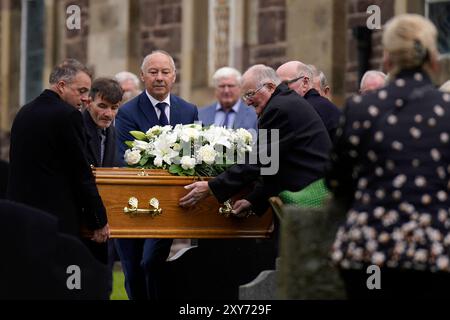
[156, 102, 169, 126]
[99, 129, 106, 166]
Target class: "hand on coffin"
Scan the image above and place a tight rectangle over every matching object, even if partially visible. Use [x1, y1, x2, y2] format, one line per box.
[231, 199, 253, 218]
[179, 181, 211, 207]
[91, 223, 110, 243]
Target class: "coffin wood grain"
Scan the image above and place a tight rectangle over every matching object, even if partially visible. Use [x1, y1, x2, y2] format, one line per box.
[94, 168, 274, 238]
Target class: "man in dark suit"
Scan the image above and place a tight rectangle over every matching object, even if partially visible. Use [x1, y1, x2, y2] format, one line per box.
[277, 61, 342, 142]
[82, 77, 123, 298]
[115, 50, 198, 300]
[7, 59, 109, 243]
[199, 67, 257, 132]
[0, 200, 109, 299]
[180, 64, 331, 219]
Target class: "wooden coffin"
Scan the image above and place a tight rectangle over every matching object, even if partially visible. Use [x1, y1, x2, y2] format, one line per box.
[94, 168, 274, 238]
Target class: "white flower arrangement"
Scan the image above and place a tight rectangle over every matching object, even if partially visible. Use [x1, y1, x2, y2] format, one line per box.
[124, 124, 254, 176]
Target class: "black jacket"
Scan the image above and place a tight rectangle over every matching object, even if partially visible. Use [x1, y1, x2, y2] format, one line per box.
[209, 84, 332, 214]
[0, 160, 8, 199]
[7, 90, 107, 236]
[304, 88, 342, 141]
[82, 110, 120, 168]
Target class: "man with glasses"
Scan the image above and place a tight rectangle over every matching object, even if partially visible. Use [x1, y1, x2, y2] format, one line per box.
[180, 64, 331, 221]
[8, 58, 109, 243]
[277, 61, 341, 141]
[199, 67, 257, 131]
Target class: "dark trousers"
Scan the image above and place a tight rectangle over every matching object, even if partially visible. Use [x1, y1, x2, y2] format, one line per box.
[340, 266, 450, 299]
[114, 238, 172, 300]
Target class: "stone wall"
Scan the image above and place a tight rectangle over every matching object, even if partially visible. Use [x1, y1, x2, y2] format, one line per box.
[139, 0, 182, 94]
[64, 0, 90, 63]
[345, 0, 394, 96]
[247, 0, 287, 70]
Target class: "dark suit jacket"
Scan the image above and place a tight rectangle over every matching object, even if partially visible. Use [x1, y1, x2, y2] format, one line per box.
[115, 91, 199, 160]
[304, 88, 342, 141]
[7, 90, 107, 236]
[209, 84, 332, 214]
[82, 110, 120, 168]
[199, 99, 258, 131]
[0, 160, 8, 199]
[0, 200, 108, 299]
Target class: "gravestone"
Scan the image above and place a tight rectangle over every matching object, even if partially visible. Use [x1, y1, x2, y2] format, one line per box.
[239, 258, 280, 300]
[277, 203, 346, 299]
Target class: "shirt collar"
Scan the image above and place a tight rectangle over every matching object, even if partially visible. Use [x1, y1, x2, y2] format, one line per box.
[215, 99, 241, 113]
[145, 90, 171, 108]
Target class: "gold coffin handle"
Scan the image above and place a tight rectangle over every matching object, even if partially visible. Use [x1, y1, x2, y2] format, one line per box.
[218, 199, 256, 219]
[123, 197, 162, 217]
[218, 200, 233, 218]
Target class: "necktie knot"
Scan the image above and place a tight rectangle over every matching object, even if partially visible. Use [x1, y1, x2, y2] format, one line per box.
[222, 108, 234, 128]
[156, 102, 169, 126]
[156, 102, 167, 112]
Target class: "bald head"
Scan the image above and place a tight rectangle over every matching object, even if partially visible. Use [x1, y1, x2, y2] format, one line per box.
[276, 61, 313, 96]
[360, 70, 387, 94]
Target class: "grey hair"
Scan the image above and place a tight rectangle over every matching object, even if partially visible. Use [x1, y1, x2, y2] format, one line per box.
[49, 58, 92, 84]
[307, 64, 320, 77]
[114, 71, 140, 88]
[245, 64, 281, 87]
[360, 70, 387, 89]
[319, 71, 329, 91]
[141, 50, 176, 73]
[212, 67, 242, 87]
[296, 63, 314, 80]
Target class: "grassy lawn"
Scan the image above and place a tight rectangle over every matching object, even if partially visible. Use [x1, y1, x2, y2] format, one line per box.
[110, 269, 128, 300]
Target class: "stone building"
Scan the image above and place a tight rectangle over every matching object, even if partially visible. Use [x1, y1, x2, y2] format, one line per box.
[1, 0, 449, 160]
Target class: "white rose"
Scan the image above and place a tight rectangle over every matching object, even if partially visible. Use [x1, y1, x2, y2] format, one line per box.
[153, 157, 163, 167]
[124, 149, 141, 165]
[133, 140, 150, 151]
[198, 144, 217, 165]
[180, 156, 196, 170]
[180, 127, 200, 142]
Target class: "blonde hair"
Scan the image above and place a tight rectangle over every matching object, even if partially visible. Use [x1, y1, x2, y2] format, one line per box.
[382, 14, 438, 75]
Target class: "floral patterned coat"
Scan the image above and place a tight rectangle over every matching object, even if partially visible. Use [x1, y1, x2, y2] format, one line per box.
[326, 68, 450, 272]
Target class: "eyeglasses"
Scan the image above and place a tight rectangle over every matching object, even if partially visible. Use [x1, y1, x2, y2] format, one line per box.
[242, 83, 268, 101]
[282, 75, 305, 85]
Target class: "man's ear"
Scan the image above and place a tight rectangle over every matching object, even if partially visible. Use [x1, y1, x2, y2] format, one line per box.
[56, 80, 66, 94]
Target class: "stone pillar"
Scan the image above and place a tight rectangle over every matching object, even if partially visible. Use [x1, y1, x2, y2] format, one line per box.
[286, 0, 346, 106]
[87, 0, 130, 77]
[20, 0, 45, 105]
[63, 0, 89, 63]
[1, 0, 21, 160]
